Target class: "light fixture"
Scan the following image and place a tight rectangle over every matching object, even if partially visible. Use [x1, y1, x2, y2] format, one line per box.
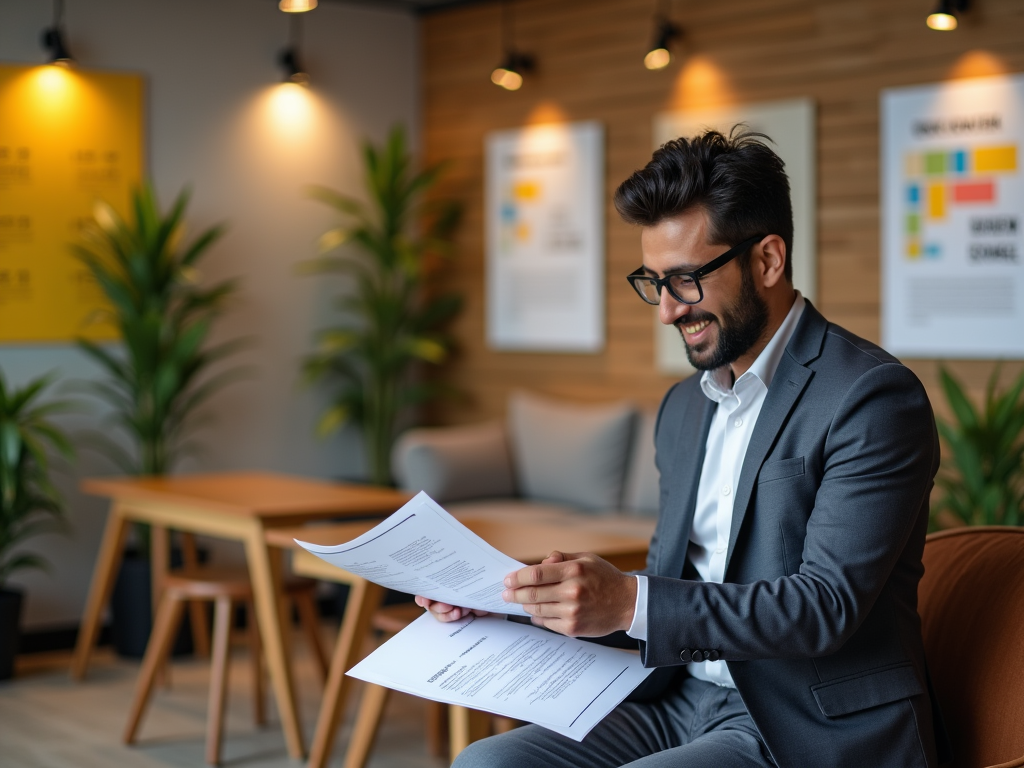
[644, 1, 681, 70]
[927, 0, 969, 30]
[279, 0, 317, 12]
[492, 0, 533, 91]
[41, 0, 74, 66]
[278, 14, 310, 85]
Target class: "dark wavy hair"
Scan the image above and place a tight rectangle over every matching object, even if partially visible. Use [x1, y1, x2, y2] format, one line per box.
[614, 127, 794, 282]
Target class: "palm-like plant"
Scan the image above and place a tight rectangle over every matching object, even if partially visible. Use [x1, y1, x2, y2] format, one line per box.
[73, 184, 244, 478]
[0, 373, 73, 589]
[302, 127, 462, 486]
[931, 366, 1024, 528]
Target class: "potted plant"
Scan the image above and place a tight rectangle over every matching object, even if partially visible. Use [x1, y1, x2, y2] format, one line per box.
[0, 372, 73, 679]
[73, 184, 246, 656]
[930, 365, 1024, 529]
[302, 126, 463, 486]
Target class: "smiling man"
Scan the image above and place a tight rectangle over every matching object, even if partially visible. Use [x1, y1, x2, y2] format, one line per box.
[418, 129, 947, 768]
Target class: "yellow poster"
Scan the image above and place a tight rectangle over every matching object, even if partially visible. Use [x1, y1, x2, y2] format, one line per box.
[0, 63, 143, 342]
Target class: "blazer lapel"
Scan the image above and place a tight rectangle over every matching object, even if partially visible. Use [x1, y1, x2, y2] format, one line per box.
[724, 302, 827, 576]
[659, 392, 715, 579]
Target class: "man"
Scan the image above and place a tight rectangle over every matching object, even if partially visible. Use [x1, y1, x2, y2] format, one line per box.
[416, 129, 945, 768]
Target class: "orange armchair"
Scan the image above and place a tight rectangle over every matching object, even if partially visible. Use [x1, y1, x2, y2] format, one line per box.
[919, 527, 1024, 768]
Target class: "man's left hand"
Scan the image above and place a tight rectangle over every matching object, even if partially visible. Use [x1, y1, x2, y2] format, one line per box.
[501, 551, 637, 637]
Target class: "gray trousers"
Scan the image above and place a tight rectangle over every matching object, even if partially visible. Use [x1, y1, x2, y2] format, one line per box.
[452, 675, 776, 768]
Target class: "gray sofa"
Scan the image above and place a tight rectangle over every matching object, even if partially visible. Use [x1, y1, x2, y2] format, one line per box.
[392, 391, 660, 537]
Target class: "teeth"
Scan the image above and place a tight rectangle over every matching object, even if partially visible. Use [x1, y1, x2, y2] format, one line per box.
[683, 320, 710, 335]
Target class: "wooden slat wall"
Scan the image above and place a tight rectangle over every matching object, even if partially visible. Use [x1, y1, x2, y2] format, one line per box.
[421, 0, 1024, 425]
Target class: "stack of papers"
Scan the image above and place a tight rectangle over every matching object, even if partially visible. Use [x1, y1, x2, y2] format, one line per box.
[295, 491, 652, 741]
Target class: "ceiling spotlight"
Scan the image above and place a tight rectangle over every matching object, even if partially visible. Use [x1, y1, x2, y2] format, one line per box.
[41, 0, 74, 66]
[927, 0, 969, 30]
[645, 3, 681, 70]
[492, 52, 533, 91]
[279, 14, 309, 84]
[492, 0, 533, 91]
[279, 0, 317, 11]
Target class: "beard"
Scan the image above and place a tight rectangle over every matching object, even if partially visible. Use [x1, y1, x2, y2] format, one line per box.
[679, 265, 770, 372]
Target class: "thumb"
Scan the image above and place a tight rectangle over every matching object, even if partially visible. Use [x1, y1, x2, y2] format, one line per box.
[542, 550, 566, 564]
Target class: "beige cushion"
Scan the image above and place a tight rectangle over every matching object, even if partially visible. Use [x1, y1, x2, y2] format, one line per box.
[623, 409, 660, 517]
[391, 422, 515, 503]
[507, 391, 637, 513]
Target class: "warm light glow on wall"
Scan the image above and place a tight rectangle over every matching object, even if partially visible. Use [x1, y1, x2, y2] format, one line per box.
[526, 101, 569, 126]
[260, 82, 318, 145]
[21, 65, 85, 121]
[669, 55, 735, 112]
[926, 12, 958, 30]
[948, 50, 1008, 80]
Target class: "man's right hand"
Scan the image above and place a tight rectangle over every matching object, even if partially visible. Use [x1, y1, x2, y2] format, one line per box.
[414, 595, 489, 622]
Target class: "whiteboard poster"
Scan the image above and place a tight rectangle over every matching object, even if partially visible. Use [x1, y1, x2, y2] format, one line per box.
[485, 121, 604, 352]
[882, 75, 1024, 358]
[0, 64, 144, 343]
[652, 99, 816, 375]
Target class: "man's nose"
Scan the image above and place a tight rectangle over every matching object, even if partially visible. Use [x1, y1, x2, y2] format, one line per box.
[659, 289, 690, 326]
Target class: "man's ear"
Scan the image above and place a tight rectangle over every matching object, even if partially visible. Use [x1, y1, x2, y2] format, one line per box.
[756, 235, 787, 289]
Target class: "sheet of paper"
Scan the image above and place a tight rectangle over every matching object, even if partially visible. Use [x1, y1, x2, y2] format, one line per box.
[294, 491, 529, 616]
[349, 612, 653, 741]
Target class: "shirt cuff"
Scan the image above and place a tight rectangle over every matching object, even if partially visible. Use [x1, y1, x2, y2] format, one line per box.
[626, 574, 648, 640]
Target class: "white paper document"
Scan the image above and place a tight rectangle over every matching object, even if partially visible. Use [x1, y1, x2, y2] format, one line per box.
[349, 612, 653, 741]
[294, 491, 654, 740]
[295, 491, 529, 616]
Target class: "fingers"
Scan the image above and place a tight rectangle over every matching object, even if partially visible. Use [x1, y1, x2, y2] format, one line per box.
[504, 553, 587, 590]
[414, 595, 479, 623]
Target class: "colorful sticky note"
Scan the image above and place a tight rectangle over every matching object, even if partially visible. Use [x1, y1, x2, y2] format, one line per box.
[927, 183, 945, 219]
[973, 145, 1017, 173]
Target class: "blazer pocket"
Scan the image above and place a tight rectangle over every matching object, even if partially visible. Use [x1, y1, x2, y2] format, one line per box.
[811, 662, 923, 718]
[758, 456, 805, 484]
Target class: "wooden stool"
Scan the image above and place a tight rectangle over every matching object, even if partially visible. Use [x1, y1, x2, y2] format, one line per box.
[342, 604, 517, 768]
[122, 568, 329, 765]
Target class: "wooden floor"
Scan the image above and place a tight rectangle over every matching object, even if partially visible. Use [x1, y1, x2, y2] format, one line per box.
[0, 630, 450, 768]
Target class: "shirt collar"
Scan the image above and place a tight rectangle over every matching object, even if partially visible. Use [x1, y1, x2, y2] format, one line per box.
[700, 292, 806, 402]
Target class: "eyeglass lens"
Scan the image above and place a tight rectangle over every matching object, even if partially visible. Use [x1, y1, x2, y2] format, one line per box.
[634, 273, 700, 305]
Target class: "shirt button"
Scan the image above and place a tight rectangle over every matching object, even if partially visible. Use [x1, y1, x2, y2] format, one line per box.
[715, 546, 726, 554]
[721, 485, 731, 496]
[734, 418, 743, 427]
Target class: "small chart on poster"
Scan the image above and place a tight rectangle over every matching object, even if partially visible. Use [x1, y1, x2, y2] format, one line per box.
[881, 74, 1024, 358]
[485, 121, 604, 352]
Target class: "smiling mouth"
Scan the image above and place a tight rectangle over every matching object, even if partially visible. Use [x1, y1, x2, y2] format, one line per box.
[681, 319, 711, 335]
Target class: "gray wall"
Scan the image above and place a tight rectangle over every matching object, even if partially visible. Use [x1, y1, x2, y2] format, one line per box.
[0, 0, 420, 630]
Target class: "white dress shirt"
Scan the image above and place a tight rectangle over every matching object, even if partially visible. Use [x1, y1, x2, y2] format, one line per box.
[626, 293, 806, 688]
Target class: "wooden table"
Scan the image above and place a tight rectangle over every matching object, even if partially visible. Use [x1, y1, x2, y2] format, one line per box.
[266, 512, 656, 767]
[72, 472, 410, 760]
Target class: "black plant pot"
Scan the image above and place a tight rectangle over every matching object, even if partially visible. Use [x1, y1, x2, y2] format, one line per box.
[0, 587, 24, 681]
[110, 549, 204, 659]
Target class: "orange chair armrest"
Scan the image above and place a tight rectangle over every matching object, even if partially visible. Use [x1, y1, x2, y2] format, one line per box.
[988, 755, 1024, 768]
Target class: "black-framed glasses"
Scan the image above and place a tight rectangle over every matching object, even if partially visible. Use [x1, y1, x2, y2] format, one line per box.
[626, 234, 765, 306]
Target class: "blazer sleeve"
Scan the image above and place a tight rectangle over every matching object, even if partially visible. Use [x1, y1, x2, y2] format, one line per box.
[638, 362, 939, 667]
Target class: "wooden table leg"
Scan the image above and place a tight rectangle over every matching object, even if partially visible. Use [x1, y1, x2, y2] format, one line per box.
[180, 532, 211, 657]
[449, 706, 490, 761]
[307, 577, 385, 768]
[71, 503, 130, 680]
[245, 525, 305, 760]
[151, 524, 171, 688]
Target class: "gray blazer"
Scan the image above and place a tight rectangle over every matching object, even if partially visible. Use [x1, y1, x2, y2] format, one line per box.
[640, 301, 945, 768]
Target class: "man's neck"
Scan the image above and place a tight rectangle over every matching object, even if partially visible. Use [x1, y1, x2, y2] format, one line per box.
[728, 288, 798, 380]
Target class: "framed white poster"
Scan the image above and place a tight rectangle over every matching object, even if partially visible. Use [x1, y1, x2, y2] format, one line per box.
[881, 74, 1024, 358]
[651, 99, 816, 375]
[485, 121, 604, 352]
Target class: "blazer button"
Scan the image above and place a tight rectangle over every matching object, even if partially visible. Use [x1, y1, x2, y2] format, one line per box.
[691, 649, 704, 663]
[707, 649, 721, 662]
[702, 650, 711, 661]
[679, 649, 691, 664]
